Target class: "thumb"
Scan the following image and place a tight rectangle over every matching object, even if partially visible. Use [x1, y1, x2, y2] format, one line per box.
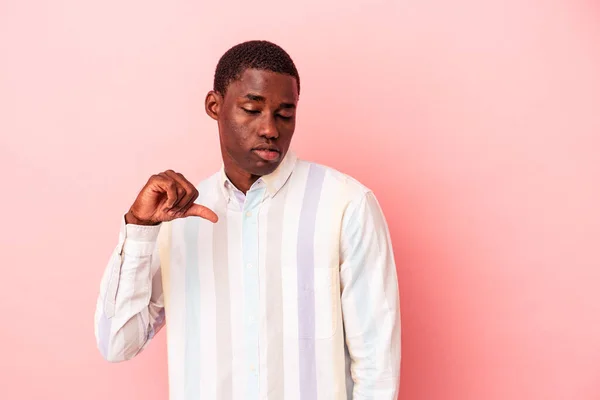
[183, 203, 219, 223]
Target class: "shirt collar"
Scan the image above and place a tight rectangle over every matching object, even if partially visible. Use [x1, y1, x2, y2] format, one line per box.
[219, 149, 298, 201]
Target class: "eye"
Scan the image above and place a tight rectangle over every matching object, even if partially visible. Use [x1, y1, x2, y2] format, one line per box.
[242, 108, 260, 115]
[277, 114, 293, 120]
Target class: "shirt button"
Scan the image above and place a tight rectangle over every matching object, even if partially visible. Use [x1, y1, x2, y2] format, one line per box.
[250, 365, 256, 373]
[246, 263, 253, 269]
[248, 315, 255, 323]
[246, 211, 252, 217]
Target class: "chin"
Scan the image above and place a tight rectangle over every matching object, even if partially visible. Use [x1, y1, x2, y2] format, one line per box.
[249, 161, 280, 176]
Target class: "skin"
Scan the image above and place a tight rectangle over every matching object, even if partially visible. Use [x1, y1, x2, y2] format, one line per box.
[205, 68, 299, 192]
[125, 68, 299, 226]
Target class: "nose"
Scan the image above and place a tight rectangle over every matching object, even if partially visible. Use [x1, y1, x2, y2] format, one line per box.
[258, 115, 278, 140]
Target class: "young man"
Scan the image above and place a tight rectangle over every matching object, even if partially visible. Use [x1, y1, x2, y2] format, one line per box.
[95, 40, 400, 400]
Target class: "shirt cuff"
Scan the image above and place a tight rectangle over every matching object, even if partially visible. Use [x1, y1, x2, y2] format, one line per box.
[119, 215, 161, 257]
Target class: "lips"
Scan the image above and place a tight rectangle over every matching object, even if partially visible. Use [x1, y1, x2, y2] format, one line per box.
[252, 146, 280, 162]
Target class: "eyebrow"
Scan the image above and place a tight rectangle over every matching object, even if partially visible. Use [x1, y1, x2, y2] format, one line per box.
[244, 93, 296, 109]
[245, 94, 265, 102]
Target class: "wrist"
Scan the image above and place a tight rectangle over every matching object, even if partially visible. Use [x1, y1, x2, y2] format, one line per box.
[125, 210, 159, 226]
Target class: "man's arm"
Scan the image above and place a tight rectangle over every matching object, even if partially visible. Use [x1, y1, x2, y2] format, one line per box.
[339, 191, 401, 399]
[94, 217, 165, 362]
[94, 169, 218, 362]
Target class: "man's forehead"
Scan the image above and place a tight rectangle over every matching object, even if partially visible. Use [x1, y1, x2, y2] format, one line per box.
[227, 69, 298, 100]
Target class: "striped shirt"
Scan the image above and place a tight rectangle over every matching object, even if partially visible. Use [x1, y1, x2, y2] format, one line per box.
[94, 150, 401, 399]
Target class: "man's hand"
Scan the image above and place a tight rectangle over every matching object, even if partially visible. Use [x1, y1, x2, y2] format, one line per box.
[125, 170, 218, 226]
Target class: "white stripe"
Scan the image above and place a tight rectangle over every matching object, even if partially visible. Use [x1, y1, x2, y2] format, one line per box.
[167, 220, 186, 400]
[258, 199, 270, 397]
[314, 171, 346, 399]
[227, 211, 247, 400]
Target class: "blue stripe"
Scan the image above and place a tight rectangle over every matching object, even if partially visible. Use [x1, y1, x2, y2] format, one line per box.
[297, 164, 326, 400]
[242, 186, 266, 400]
[184, 218, 201, 398]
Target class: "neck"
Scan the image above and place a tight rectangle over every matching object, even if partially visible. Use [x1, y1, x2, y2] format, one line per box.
[225, 168, 259, 194]
[222, 156, 260, 193]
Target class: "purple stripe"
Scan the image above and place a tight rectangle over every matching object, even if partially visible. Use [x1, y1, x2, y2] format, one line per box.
[296, 164, 326, 400]
[149, 308, 165, 339]
[98, 313, 112, 359]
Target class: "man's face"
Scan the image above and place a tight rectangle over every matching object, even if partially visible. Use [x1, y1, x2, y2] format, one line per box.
[206, 68, 299, 177]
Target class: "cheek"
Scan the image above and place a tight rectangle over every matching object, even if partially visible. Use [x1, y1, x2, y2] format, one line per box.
[279, 121, 296, 140]
[224, 118, 253, 148]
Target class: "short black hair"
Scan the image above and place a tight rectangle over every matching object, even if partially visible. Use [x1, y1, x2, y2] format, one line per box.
[213, 40, 300, 95]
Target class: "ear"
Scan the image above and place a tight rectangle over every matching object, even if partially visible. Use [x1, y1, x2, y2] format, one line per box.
[205, 90, 222, 121]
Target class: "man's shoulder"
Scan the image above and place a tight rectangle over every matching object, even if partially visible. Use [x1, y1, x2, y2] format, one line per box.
[294, 158, 372, 199]
[195, 171, 221, 188]
[193, 171, 221, 201]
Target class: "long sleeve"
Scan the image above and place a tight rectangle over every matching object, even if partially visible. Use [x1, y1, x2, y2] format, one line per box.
[339, 191, 401, 399]
[94, 216, 166, 362]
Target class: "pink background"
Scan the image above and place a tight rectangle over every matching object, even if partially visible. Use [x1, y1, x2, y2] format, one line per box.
[1, 0, 599, 399]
